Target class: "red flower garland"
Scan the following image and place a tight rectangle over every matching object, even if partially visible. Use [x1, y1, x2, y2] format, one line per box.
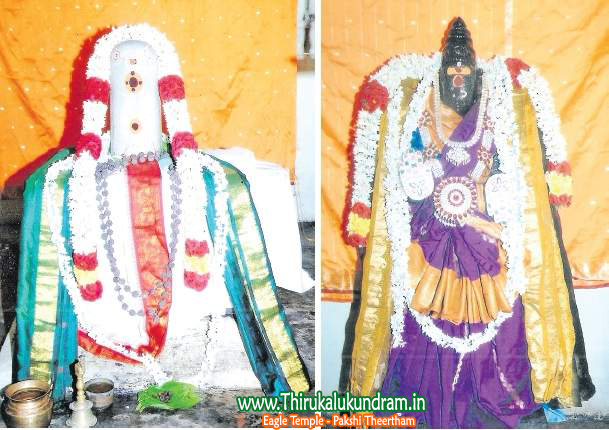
[346, 233, 367, 247]
[549, 194, 572, 207]
[73, 252, 98, 271]
[505, 58, 530, 90]
[158, 75, 185, 102]
[171, 132, 197, 157]
[185, 239, 210, 257]
[547, 161, 571, 175]
[76, 133, 102, 160]
[184, 271, 210, 292]
[84, 77, 110, 104]
[80, 281, 103, 301]
[351, 202, 371, 219]
[354, 80, 389, 113]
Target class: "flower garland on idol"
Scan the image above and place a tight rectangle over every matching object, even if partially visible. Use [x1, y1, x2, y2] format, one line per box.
[43, 24, 230, 378]
[345, 52, 572, 354]
[518, 66, 573, 206]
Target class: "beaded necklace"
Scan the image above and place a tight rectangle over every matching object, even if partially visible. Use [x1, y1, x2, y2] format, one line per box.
[94, 151, 181, 322]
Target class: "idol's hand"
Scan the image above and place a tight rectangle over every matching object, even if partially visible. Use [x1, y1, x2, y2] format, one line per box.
[464, 215, 503, 241]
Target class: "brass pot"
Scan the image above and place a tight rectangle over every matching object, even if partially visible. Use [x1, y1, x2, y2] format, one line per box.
[2, 380, 53, 428]
[84, 378, 114, 410]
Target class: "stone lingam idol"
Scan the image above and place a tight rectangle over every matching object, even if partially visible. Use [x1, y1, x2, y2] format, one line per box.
[15, 23, 310, 400]
[344, 17, 594, 428]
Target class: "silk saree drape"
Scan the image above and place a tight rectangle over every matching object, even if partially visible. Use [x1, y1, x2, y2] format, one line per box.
[349, 78, 580, 407]
[16, 150, 310, 400]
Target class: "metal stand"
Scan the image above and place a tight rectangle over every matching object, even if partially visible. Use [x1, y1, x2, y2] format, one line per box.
[67, 356, 97, 427]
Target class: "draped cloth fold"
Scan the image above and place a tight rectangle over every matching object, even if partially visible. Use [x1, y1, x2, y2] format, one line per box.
[514, 88, 575, 406]
[349, 79, 420, 397]
[16, 150, 78, 400]
[219, 160, 311, 394]
[16, 151, 311, 400]
[381, 297, 537, 428]
[126, 161, 171, 357]
[77, 160, 172, 362]
[408, 241, 510, 325]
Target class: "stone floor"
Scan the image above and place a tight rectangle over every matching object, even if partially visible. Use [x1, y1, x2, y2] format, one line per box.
[519, 409, 609, 429]
[0, 221, 315, 428]
[318, 408, 609, 429]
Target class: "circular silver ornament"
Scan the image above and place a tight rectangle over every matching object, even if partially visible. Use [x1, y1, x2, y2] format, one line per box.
[432, 176, 478, 226]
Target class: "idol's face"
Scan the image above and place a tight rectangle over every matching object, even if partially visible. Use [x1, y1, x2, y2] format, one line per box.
[439, 45, 478, 116]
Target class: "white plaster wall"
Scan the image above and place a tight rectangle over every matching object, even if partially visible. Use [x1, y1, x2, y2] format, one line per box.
[321, 301, 350, 394]
[295, 70, 315, 222]
[565, 288, 609, 414]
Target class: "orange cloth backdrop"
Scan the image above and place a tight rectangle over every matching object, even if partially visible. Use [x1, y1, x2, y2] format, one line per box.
[322, 0, 609, 301]
[0, 0, 296, 188]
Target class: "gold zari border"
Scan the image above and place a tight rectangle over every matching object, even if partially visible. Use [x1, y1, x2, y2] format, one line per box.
[224, 167, 309, 393]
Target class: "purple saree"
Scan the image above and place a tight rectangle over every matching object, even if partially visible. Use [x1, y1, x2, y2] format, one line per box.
[379, 101, 538, 427]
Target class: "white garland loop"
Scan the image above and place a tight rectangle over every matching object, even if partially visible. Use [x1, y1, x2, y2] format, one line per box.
[350, 110, 383, 206]
[73, 24, 207, 274]
[45, 150, 231, 382]
[45, 156, 144, 365]
[517, 67, 568, 163]
[46, 23, 234, 384]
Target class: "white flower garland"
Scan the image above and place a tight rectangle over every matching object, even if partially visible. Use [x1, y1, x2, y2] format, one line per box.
[45, 156, 143, 364]
[176, 149, 212, 244]
[349, 54, 435, 209]
[517, 67, 568, 164]
[44, 23, 234, 384]
[45, 150, 231, 383]
[380, 54, 437, 348]
[67, 152, 99, 255]
[65, 151, 230, 305]
[350, 53, 533, 353]
[72, 23, 203, 275]
[87, 23, 181, 80]
[350, 109, 383, 206]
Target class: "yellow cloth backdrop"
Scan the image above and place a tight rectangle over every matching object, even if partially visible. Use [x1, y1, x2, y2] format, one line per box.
[322, 0, 609, 301]
[0, 0, 296, 188]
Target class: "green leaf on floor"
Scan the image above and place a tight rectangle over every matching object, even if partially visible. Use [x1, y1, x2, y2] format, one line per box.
[136, 381, 201, 412]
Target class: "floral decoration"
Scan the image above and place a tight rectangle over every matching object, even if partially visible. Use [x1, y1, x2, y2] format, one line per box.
[84, 77, 110, 104]
[158, 75, 186, 102]
[345, 52, 571, 354]
[171, 132, 198, 158]
[75, 133, 102, 160]
[354, 79, 390, 113]
[184, 239, 211, 291]
[80, 281, 103, 301]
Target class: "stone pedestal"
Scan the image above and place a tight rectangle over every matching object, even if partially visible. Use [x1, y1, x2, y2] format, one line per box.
[79, 314, 260, 395]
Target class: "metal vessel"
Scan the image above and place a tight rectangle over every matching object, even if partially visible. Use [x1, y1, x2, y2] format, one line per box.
[2, 379, 53, 428]
[85, 378, 114, 410]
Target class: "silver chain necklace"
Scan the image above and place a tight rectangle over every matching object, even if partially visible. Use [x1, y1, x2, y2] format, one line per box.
[94, 151, 181, 323]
